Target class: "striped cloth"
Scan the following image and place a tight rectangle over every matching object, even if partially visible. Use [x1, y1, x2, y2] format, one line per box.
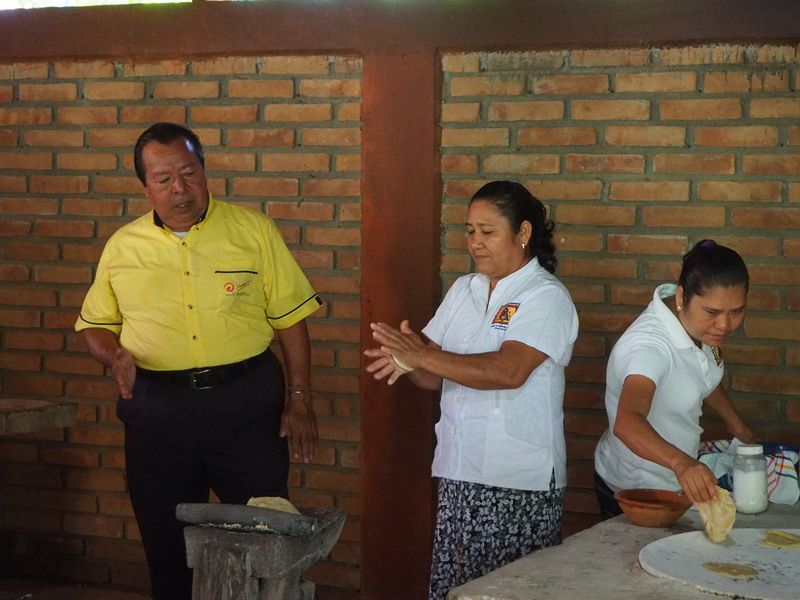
[698, 439, 799, 505]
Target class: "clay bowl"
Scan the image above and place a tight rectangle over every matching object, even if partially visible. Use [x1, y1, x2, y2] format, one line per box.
[614, 488, 692, 527]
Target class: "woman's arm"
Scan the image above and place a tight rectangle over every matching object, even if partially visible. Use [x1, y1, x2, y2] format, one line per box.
[369, 320, 547, 390]
[703, 383, 757, 443]
[614, 374, 719, 504]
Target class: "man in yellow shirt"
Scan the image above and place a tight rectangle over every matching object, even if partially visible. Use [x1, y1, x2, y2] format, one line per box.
[75, 122, 322, 600]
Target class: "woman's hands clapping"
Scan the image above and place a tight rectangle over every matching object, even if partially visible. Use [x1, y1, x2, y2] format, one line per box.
[364, 320, 428, 385]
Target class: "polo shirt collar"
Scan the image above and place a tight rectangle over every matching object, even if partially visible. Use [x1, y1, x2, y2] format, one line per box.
[653, 283, 697, 350]
[152, 193, 212, 230]
[471, 257, 541, 296]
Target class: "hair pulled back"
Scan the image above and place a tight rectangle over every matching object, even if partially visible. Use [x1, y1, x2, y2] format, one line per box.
[678, 239, 749, 305]
[134, 122, 205, 185]
[469, 180, 557, 274]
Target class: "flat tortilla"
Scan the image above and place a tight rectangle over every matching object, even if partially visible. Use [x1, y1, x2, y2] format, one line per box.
[246, 496, 301, 515]
[697, 486, 736, 543]
[702, 562, 758, 578]
[760, 529, 800, 548]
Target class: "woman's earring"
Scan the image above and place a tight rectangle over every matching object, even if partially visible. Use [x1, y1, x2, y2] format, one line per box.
[521, 242, 526, 250]
[677, 305, 682, 311]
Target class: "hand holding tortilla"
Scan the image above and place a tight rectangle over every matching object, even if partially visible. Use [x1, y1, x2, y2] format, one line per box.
[697, 486, 736, 543]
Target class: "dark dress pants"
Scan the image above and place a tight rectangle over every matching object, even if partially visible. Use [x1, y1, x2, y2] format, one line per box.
[594, 471, 623, 520]
[119, 351, 289, 600]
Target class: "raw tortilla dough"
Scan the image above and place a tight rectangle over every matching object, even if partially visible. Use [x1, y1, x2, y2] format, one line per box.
[697, 486, 736, 543]
[246, 496, 301, 515]
[759, 529, 800, 548]
[702, 562, 758, 578]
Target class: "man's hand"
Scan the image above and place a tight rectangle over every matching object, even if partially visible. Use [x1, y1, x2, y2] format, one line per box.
[279, 393, 317, 463]
[111, 346, 136, 400]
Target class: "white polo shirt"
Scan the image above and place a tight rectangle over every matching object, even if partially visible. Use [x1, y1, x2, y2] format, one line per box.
[594, 284, 724, 492]
[422, 258, 578, 491]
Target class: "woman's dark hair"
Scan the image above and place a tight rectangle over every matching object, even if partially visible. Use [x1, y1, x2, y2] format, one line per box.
[469, 180, 557, 273]
[133, 122, 205, 185]
[678, 239, 749, 305]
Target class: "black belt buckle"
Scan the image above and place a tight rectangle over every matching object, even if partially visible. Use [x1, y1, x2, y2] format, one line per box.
[190, 368, 214, 390]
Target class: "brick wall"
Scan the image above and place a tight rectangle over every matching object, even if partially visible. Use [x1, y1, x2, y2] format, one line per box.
[441, 45, 800, 534]
[0, 55, 362, 597]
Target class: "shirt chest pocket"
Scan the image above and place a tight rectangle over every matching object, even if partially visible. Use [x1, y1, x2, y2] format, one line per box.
[212, 265, 264, 310]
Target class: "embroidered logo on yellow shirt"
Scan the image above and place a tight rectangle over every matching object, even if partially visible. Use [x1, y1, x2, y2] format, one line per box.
[223, 279, 253, 296]
[491, 302, 519, 330]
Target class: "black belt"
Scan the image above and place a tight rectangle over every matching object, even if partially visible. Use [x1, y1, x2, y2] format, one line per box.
[137, 350, 269, 390]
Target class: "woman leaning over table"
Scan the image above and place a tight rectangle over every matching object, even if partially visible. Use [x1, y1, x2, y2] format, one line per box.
[364, 180, 579, 600]
[594, 240, 757, 519]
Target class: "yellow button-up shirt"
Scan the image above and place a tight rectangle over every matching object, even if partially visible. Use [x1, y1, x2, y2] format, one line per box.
[76, 195, 321, 371]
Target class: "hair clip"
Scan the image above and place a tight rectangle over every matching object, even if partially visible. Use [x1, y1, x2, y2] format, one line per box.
[698, 239, 717, 248]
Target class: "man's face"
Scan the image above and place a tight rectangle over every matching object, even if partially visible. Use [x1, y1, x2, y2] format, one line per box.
[141, 138, 209, 232]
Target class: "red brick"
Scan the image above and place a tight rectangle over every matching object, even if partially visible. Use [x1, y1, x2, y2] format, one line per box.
[68, 424, 124, 446]
[0, 85, 10, 101]
[35, 220, 94, 237]
[4, 375, 64, 397]
[120, 105, 187, 124]
[99, 495, 135, 518]
[659, 99, 741, 120]
[291, 249, 334, 270]
[487, 101, 563, 121]
[340, 203, 360, 221]
[0, 62, 48, 79]
[265, 104, 332, 122]
[695, 126, 778, 147]
[302, 127, 361, 147]
[0, 197, 59, 214]
[40, 446, 99, 468]
[58, 152, 117, 171]
[299, 79, 361, 97]
[0, 175, 26, 192]
[228, 79, 294, 98]
[66, 468, 126, 493]
[84, 82, 145, 100]
[569, 48, 650, 67]
[268, 201, 334, 221]
[659, 46, 745, 65]
[261, 152, 330, 172]
[0, 263, 30, 281]
[45, 354, 103, 375]
[63, 513, 124, 539]
[307, 274, 360, 295]
[484, 154, 559, 174]
[54, 60, 114, 78]
[609, 181, 689, 201]
[554, 205, 637, 227]
[554, 232, 603, 252]
[743, 154, 800, 175]
[0, 128, 18, 146]
[5, 331, 63, 351]
[526, 179, 603, 201]
[88, 128, 142, 148]
[572, 99, 650, 120]
[30, 175, 89, 194]
[607, 234, 685, 255]
[58, 107, 118, 125]
[442, 154, 478, 173]
[303, 178, 360, 197]
[94, 176, 141, 195]
[566, 154, 644, 174]
[642, 206, 726, 227]
[338, 102, 361, 121]
[731, 208, 800, 229]
[518, 126, 596, 146]
[335, 153, 360, 172]
[698, 181, 781, 202]
[192, 105, 258, 123]
[153, 81, 219, 99]
[441, 103, 480, 122]
[18, 83, 77, 102]
[205, 152, 256, 172]
[564, 411, 608, 436]
[44, 309, 81, 329]
[227, 128, 294, 148]
[122, 59, 187, 77]
[654, 153, 735, 174]
[0, 441, 37, 462]
[450, 75, 525, 96]
[732, 369, 800, 393]
[615, 72, 696, 92]
[702, 71, 750, 93]
[533, 74, 609, 94]
[750, 98, 800, 118]
[441, 128, 509, 147]
[63, 198, 124, 216]
[306, 227, 360, 247]
[0, 107, 52, 125]
[710, 236, 777, 258]
[0, 151, 52, 170]
[2, 242, 59, 261]
[62, 243, 104, 263]
[0, 351, 41, 372]
[233, 178, 298, 198]
[722, 344, 781, 366]
[192, 56, 257, 75]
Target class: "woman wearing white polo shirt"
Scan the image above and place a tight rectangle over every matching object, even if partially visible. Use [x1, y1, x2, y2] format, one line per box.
[365, 180, 579, 600]
[594, 240, 757, 518]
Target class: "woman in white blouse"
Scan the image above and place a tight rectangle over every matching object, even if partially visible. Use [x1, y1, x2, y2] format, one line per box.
[365, 180, 579, 600]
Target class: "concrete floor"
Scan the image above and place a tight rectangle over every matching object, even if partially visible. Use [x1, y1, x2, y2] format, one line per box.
[0, 579, 150, 600]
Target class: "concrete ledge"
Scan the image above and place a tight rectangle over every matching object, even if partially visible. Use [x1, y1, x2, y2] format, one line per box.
[0, 398, 77, 436]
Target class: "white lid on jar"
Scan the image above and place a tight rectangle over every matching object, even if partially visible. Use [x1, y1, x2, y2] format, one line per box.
[736, 443, 764, 455]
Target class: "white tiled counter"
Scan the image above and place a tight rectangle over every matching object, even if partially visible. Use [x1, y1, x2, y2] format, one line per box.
[450, 503, 800, 600]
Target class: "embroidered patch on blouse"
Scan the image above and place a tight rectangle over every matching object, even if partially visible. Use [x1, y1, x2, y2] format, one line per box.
[712, 345, 723, 366]
[491, 302, 519, 330]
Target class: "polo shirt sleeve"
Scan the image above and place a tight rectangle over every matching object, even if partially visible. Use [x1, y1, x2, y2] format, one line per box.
[611, 330, 671, 388]
[422, 275, 468, 346]
[504, 284, 578, 366]
[75, 239, 123, 336]
[260, 217, 322, 330]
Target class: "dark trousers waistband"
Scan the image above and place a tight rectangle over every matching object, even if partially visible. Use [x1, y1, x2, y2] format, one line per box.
[136, 349, 271, 390]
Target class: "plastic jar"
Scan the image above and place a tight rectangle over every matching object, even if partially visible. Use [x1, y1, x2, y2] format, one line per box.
[733, 443, 768, 514]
